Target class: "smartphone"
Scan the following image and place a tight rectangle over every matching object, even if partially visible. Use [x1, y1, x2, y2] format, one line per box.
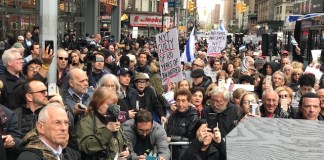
[207, 113, 217, 130]
[249, 103, 259, 116]
[146, 156, 159, 160]
[45, 40, 54, 54]
[265, 76, 272, 86]
[280, 99, 288, 111]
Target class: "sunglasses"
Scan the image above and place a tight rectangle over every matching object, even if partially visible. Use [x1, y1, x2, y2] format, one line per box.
[279, 94, 289, 99]
[58, 57, 68, 61]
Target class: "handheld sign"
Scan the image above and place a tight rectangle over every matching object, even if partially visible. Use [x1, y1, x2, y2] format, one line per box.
[207, 30, 227, 57]
[155, 28, 183, 85]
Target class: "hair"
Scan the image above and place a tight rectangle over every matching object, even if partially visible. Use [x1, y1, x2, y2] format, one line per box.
[176, 79, 192, 90]
[210, 86, 230, 101]
[134, 109, 153, 124]
[127, 53, 137, 64]
[233, 58, 242, 67]
[209, 58, 215, 68]
[96, 74, 123, 99]
[231, 88, 247, 102]
[299, 73, 316, 88]
[275, 86, 294, 99]
[30, 42, 40, 51]
[298, 92, 319, 109]
[69, 49, 83, 63]
[216, 70, 228, 83]
[2, 48, 20, 67]
[174, 88, 192, 102]
[262, 89, 278, 101]
[149, 60, 160, 74]
[38, 102, 65, 122]
[290, 61, 303, 69]
[272, 71, 286, 85]
[137, 52, 147, 58]
[87, 87, 118, 113]
[23, 58, 42, 75]
[193, 58, 205, 67]
[239, 92, 259, 106]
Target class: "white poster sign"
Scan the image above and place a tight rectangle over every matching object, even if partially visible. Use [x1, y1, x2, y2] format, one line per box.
[132, 27, 138, 39]
[155, 28, 183, 85]
[207, 30, 227, 57]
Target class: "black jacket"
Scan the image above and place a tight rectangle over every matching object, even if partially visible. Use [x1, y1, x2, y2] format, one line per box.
[192, 75, 213, 92]
[201, 103, 239, 138]
[14, 106, 42, 135]
[135, 64, 150, 74]
[180, 139, 226, 160]
[122, 86, 139, 111]
[138, 86, 165, 118]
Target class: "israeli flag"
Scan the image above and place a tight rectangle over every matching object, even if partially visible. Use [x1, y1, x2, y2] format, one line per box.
[181, 27, 195, 63]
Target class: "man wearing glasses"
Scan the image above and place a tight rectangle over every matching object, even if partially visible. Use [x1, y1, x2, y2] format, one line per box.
[122, 109, 170, 160]
[57, 49, 69, 89]
[17, 103, 71, 160]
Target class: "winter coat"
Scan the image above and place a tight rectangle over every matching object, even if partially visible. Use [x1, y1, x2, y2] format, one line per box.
[259, 104, 291, 118]
[201, 103, 239, 138]
[149, 73, 163, 95]
[192, 75, 213, 92]
[77, 111, 130, 160]
[180, 139, 226, 160]
[14, 106, 42, 135]
[138, 86, 165, 118]
[122, 119, 170, 160]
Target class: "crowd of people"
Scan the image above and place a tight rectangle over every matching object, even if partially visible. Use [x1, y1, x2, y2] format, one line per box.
[0, 28, 323, 160]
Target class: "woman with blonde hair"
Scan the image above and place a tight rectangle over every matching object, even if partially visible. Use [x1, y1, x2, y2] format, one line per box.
[275, 86, 297, 118]
[287, 68, 303, 92]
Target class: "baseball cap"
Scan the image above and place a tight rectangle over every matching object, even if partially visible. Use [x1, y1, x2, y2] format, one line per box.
[117, 68, 133, 76]
[281, 50, 289, 55]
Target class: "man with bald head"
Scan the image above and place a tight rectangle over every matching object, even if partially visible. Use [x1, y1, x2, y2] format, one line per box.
[260, 89, 290, 118]
[90, 34, 101, 46]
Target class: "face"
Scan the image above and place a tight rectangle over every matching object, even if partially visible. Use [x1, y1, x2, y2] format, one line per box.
[192, 60, 204, 70]
[26, 63, 41, 79]
[26, 32, 32, 39]
[32, 44, 40, 55]
[92, 54, 105, 70]
[103, 79, 117, 92]
[109, 45, 115, 52]
[119, 74, 131, 87]
[262, 92, 279, 114]
[57, 51, 69, 69]
[278, 90, 291, 106]
[28, 81, 49, 106]
[136, 122, 152, 138]
[176, 95, 190, 112]
[300, 85, 313, 96]
[129, 59, 136, 70]
[210, 93, 228, 113]
[69, 71, 89, 95]
[179, 80, 190, 90]
[272, 74, 284, 88]
[37, 107, 69, 148]
[317, 90, 324, 109]
[71, 52, 80, 64]
[135, 80, 147, 92]
[241, 94, 257, 115]
[254, 77, 261, 87]
[293, 72, 302, 82]
[192, 76, 203, 86]
[227, 64, 234, 72]
[281, 58, 290, 67]
[192, 91, 203, 106]
[283, 67, 292, 76]
[138, 54, 147, 65]
[8, 51, 24, 73]
[266, 65, 272, 75]
[301, 97, 320, 120]
[234, 60, 240, 68]
[213, 62, 222, 71]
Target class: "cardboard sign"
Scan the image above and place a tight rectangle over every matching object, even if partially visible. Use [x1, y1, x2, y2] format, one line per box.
[155, 28, 183, 85]
[207, 30, 227, 57]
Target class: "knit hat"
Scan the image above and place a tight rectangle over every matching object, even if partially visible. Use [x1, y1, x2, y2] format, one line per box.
[254, 58, 265, 68]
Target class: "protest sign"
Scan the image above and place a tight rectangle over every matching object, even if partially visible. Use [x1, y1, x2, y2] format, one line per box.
[156, 28, 183, 85]
[207, 30, 227, 57]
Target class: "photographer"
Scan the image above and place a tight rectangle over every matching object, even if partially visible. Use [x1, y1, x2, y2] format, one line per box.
[180, 120, 226, 160]
[77, 87, 130, 160]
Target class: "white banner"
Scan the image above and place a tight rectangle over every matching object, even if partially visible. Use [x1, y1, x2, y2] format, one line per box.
[207, 30, 227, 57]
[155, 28, 183, 85]
[132, 27, 138, 39]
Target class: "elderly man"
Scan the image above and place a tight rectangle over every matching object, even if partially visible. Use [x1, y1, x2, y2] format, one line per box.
[122, 109, 170, 160]
[295, 92, 323, 120]
[260, 89, 290, 118]
[201, 86, 239, 137]
[0, 47, 52, 110]
[17, 103, 70, 160]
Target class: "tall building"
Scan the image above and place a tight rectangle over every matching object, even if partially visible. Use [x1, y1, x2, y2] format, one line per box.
[214, 4, 220, 24]
[224, 0, 238, 33]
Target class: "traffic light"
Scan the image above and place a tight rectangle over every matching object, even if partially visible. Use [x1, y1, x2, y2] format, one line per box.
[59, 2, 64, 10]
[236, 1, 241, 12]
[188, 0, 195, 12]
[241, 3, 246, 13]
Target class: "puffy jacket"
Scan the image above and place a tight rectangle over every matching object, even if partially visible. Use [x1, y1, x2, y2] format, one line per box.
[201, 103, 239, 138]
[77, 111, 130, 160]
[14, 106, 42, 135]
[192, 75, 213, 92]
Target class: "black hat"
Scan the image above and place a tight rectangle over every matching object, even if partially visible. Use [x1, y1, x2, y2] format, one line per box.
[191, 69, 205, 78]
[100, 49, 114, 59]
[239, 75, 254, 84]
[117, 68, 133, 76]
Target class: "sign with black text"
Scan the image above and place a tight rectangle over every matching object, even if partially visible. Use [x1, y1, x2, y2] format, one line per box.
[207, 30, 227, 56]
[155, 28, 183, 85]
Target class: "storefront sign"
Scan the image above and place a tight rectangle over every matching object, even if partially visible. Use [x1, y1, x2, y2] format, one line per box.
[130, 14, 162, 27]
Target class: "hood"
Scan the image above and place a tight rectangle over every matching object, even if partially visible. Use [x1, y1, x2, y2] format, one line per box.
[261, 61, 280, 75]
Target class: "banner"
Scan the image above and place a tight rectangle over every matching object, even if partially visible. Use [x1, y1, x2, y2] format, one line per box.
[207, 30, 227, 56]
[156, 28, 183, 85]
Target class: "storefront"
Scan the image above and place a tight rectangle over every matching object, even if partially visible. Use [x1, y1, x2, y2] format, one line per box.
[129, 14, 162, 38]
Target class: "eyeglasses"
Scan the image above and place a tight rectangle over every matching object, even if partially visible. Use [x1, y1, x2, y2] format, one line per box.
[27, 66, 41, 71]
[209, 99, 224, 105]
[41, 120, 71, 127]
[58, 57, 68, 61]
[192, 63, 203, 68]
[279, 94, 289, 99]
[29, 89, 47, 95]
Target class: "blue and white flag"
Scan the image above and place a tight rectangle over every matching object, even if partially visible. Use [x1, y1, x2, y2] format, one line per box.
[181, 27, 195, 63]
[218, 21, 226, 32]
